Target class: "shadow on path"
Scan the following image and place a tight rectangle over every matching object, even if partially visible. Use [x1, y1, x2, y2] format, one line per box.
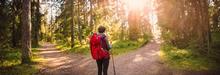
[36, 43, 96, 75]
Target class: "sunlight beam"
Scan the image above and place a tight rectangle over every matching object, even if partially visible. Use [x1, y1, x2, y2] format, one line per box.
[127, 0, 145, 10]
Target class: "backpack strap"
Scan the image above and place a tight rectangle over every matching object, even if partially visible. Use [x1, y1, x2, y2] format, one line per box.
[99, 34, 109, 51]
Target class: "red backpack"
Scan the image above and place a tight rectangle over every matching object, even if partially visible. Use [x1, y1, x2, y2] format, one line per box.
[90, 33, 109, 60]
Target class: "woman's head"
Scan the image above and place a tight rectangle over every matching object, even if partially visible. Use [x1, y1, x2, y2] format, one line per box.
[98, 26, 106, 33]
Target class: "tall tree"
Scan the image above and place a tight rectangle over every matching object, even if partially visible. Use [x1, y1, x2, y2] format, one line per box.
[32, 0, 41, 47]
[11, 0, 22, 47]
[71, 0, 75, 48]
[157, 0, 209, 50]
[89, 0, 94, 32]
[77, 0, 82, 45]
[21, 0, 32, 63]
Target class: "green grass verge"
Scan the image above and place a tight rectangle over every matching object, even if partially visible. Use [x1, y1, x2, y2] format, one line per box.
[0, 64, 38, 75]
[56, 43, 90, 55]
[111, 38, 149, 55]
[56, 38, 150, 56]
[0, 48, 43, 75]
[159, 44, 219, 71]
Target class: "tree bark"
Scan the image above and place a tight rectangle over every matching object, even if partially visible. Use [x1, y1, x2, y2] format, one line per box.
[89, 0, 94, 32]
[71, 0, 75, 48]
[21, 0, 32, 64]
[32, 0, 40, 47]
[11, 0, 22, 48]
[77, 0, 82, 45]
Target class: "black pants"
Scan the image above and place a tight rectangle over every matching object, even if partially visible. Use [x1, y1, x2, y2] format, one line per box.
[96, 58, 109, 75]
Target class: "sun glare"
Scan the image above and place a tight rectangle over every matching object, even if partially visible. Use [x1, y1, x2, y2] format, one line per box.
[127, 0, 145, 10]
[123, 0, 161, 42]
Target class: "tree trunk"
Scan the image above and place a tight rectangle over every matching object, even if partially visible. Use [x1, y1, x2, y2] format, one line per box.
[89, 0, 94, 32]
[32, 0, 40, 47]
[35, 0, 40, 46]
[11, 0, 22, 48]
[71, 0, 75, 48]
[77, 0, 82, 45]
[12, 22, 17, 47]
[21, 0, 32, 64]
[120, 21, 125, 40]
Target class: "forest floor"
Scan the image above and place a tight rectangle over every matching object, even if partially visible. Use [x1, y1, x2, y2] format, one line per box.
[36, 42, 219, 75]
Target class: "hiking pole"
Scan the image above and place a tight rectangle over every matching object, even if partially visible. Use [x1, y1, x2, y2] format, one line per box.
[111, 51, 116, 75]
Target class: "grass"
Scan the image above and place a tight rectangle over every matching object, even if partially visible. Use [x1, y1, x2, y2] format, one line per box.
[0, 49, 21, 67]
[56, 38, 150, 56]
[159, 44, 219, 71]
[56, 43, 90, 55]
[111, 38, 149, 55]
[0, 64, 38, 75]
[0, 48, 43, 75]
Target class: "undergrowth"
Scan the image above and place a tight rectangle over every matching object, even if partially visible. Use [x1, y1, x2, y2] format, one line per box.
[56, 38, 150, 56]
[159, 44, 219, 71]
[0, 48, 43, 75]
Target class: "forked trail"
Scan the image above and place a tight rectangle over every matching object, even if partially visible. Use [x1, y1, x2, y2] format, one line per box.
[36, 42, 218, 75]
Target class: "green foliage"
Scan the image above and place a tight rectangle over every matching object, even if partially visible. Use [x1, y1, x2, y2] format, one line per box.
[56, 43, 90, 55]
[211, 32, 220, 48]
[0, 48, 42, 75]
[55, 36, 150, 56]
[158, 1, 220, 71]
[160, 44, 219, 71]
[208, 32, 220, 62]
[0, 49, 21, 67]
[0, 0, 21, 48]
[111, 38, 149, 55]
[0, 64, 38, 75]
[69, 45, 90, 55]
[158, 0, 209, 50]
[111, 40, 139, 55]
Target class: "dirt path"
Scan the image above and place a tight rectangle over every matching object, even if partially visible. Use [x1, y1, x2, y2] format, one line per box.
[36, 43, 96, 75]
[36, 42, 218, 75]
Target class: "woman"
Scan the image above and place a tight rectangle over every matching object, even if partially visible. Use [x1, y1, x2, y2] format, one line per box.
[96, 26, 111, 75]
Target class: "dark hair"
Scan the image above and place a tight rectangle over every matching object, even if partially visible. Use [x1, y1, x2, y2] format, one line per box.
[98, 26, 106, 33]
